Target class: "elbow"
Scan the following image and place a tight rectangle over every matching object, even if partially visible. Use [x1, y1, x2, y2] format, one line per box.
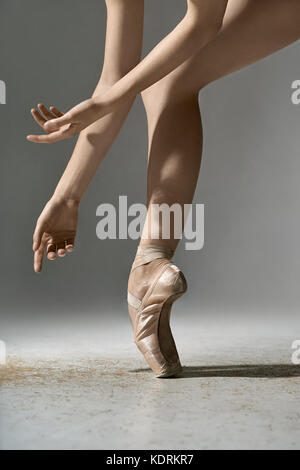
[186, 0, 225, 37]
[185, 14, 222, 46]
[203, 19, 223, 39]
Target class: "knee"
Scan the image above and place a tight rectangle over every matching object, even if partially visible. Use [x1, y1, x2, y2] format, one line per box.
[141, 83, 164, 113]
[141, 74, 198, 116]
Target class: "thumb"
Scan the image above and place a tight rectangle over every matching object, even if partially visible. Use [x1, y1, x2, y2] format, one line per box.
[33, 219, 45, 251]
[44, 113, 73, 132]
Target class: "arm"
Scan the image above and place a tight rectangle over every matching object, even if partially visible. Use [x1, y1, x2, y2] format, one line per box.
[98, 0, 228, 105]
[27, 0, 228, 143]
[32, 0, 144, 272]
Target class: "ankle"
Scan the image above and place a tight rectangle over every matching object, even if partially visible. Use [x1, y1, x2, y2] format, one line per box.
[128, 258, 169, 300]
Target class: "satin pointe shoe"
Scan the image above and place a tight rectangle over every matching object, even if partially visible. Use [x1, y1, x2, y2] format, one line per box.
[127, 244, 187, 378]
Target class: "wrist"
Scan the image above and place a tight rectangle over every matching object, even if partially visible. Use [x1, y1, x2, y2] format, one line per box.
[93, 77, 136, 113]
[52, 188, 81, 206]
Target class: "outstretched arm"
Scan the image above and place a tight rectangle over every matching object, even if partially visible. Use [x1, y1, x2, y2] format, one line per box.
[27, 0, 228, 143]
[31, 0, 144, 272]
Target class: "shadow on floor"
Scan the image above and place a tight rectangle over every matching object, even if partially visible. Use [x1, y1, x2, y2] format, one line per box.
[130, 364, 300, 378]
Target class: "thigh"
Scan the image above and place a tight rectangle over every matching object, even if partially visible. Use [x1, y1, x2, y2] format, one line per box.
[146, 0, 300, 97]
[187, 0, 300, 91]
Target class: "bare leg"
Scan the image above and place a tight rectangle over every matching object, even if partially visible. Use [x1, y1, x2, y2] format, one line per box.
[129, 0, 300, 299]
[140, 89, 202, 251]
[127, 0, 300, 377]
[164, 0, 300, 94]
[142, 0, 300, 247]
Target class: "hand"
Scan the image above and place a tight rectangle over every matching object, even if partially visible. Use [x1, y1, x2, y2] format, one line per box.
[32, 197, 79, 273]
[26, 98, 106, 144]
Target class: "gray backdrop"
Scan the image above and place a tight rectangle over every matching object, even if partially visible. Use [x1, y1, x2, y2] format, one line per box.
[1, 0, 300, 323]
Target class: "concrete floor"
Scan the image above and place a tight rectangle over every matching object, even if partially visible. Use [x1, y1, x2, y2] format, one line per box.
[1, 310, 300, 450]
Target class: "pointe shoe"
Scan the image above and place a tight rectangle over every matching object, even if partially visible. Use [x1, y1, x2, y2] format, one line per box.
[128, 245, 187, 378]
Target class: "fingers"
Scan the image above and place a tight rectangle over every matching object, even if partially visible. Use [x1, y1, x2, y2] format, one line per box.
[31, 104, 57, 127]
[56, 241, 66, 257]
[27, 103, 76, 143]
[46, 243, 56, 260]
[33, 221, 47, 272]
[33, 219, 45, 251]
[34, 241, 46, 273]
[65, 238, 75, 252]
[34, 239, 75, 273]
[31, 108, 46, 128]
[29, 104, 64, 132]
[45, 240, 73, 261]
[50, 106, 64, 117]
[37, 103, 57, 121]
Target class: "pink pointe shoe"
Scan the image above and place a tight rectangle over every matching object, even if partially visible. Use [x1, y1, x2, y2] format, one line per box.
[127, 244, 187, 378]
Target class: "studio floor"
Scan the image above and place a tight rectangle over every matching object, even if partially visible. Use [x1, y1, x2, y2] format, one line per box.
[1, 308, 300, 450]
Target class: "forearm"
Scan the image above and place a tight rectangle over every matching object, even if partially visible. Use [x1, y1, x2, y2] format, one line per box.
[52, 0, 144, 202]
[96, 0, 228, 109]
[54, 84, 134, 202]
